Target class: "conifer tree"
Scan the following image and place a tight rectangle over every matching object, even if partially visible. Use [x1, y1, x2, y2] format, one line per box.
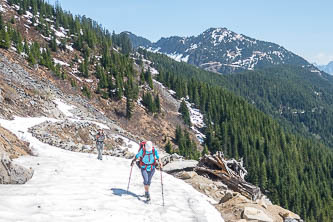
[179, 100, 191, 126]
[165, 140, 172, 154]
[145, 68, 153, 89]
[154, 94, 161, 113]
[50, 34, 57, 52]
[126, 96, 133, 119]
[0, 13, 3, 30]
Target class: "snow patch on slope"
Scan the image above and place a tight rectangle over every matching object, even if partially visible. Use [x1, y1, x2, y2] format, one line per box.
[53, 58, 70, 67]
[166, 52, 189, 63]
[185, 100, 206, 143]
[0, 104, 223, 222]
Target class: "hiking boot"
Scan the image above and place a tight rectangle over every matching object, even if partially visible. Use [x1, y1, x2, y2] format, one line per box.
[146, 192, 151, 201]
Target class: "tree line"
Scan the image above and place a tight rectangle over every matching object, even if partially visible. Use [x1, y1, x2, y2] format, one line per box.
[152, 52, 333, 222]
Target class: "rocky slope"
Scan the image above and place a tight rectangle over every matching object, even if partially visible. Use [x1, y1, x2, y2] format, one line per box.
[127, 28, 311, 74]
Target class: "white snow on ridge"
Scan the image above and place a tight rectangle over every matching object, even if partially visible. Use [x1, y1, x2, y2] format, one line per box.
[53, 58, 70, 67]
[166, 52, 189, 63]
[146, 47, 161, 53]
[0, 112, 223, 222]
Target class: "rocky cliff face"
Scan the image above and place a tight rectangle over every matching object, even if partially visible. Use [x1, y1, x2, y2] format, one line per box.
[0, 126, 33, 184]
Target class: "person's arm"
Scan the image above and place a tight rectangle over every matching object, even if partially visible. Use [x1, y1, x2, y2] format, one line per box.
[131, 149, 143, 166]
[159, 158, 163, 169]
[155, 150, 163, 169]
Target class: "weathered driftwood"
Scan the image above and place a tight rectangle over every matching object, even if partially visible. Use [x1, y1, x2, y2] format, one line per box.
[196, 151, 262, 200]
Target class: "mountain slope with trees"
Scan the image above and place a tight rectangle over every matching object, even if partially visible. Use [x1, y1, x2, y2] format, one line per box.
[138, 49, 333, 221]
[1, 0, 333, 221]
[142, 49, 333, 147]
[127, 28, 312, 74]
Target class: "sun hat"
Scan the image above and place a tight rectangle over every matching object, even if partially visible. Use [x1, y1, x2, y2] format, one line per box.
[145, 141, 153, 152]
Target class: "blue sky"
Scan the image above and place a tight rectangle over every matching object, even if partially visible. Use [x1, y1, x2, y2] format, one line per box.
[49, 0, 333, 65]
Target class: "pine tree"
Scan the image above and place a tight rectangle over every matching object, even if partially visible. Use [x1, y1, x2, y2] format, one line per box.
[140, 68, 145, 85]
[0, 13, 3, 30]
[28, 51, 36, 66]
[155, 94, 161, 113]
[145, 68, 153, 89]
[175, 125, 183, 144]
[202, 145, 209, 156]
[179, 100, 191, 126]
[126, 96, 133, 119]
[165, 140, 172, 154]
[0, 29, 11, 49]
[23, 38, 30, 54]
[50, 34, 57, 52]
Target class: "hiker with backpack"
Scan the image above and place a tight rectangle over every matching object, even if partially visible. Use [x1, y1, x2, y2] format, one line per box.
[131, 141, 163, 201]
[96, 129, 105, 160]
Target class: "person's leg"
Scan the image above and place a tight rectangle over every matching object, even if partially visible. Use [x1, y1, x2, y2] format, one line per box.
[100, 143, 104, 160]
[141, 169, 149, 196]
[146, 168, 155, 193]
[143, 168, 155, 199]
[97, 144, 102, 160]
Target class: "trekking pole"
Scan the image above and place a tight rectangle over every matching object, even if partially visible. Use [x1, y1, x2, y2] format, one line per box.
[160, 169, 165, 207]
[127, 164, 134, 194]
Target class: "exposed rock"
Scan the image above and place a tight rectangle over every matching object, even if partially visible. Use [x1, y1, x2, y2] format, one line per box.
[219, 190, 233, 204]
[0, 152, 34, 184]
[242, 207, 273, 222]
[284, 218, 301, 222]
[177, 171, 198, 180]
[161, 153, 184, 166]
[279, 211, 302, 222]
[163, 160, 198, 173]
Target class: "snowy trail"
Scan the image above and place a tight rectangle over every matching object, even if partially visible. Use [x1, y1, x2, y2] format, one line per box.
[0, 116, 224, 222]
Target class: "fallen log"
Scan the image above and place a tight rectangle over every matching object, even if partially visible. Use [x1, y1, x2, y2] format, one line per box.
[195, 151, 262, 200]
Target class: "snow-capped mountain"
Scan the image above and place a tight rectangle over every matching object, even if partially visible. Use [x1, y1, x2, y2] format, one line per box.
[315, 61, 333, 75]
[127, 28, 310, 74]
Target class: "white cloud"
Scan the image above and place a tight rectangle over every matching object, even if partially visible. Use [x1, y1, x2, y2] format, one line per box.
[310, 53, 333, 65]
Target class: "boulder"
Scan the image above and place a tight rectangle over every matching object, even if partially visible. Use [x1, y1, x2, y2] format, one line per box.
[214, 181, 228, 190]
[161, 153, 184, 166]
[0, 153, 34, 184]
[284, 218, 299, 222]
[242, 207, 273, 222]
[178, 171, 198, 180]
[219, 190, 233, 204]
[163, 160, 198, 173]
[279, 211, 301, 221]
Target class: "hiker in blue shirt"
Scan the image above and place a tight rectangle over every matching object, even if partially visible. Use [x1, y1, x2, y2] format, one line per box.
[131, 141, 163, 200]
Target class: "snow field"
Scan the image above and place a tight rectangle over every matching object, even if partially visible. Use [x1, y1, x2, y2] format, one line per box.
[0, 99, 224, 222]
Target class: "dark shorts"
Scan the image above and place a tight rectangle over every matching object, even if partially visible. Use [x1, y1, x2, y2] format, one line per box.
[141, 168, 155, 185]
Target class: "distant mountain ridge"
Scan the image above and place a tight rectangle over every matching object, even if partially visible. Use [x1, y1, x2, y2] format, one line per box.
[316, 61, 333, 75]
[126, 28, 311, 74]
